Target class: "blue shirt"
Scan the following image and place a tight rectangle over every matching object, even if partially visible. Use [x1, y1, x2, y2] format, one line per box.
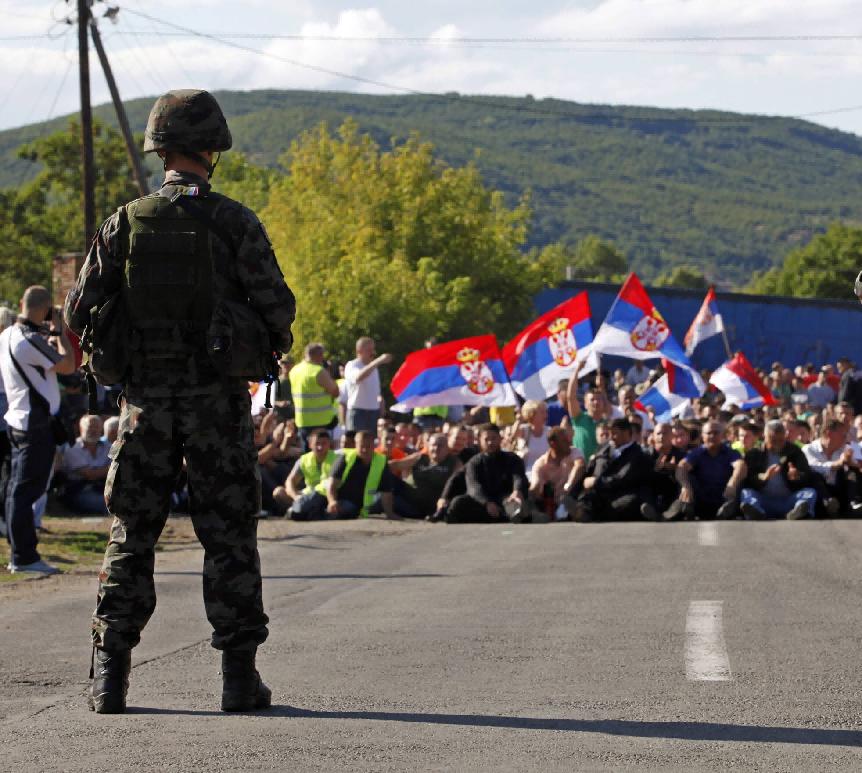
[685, 444, 740, 504]
[546, 400, 569, 427]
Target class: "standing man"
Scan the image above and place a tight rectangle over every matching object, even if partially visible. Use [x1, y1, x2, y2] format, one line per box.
[65, 90, 295, 714]
[289, 342, 339, 448]
[565, 361, 609, 461]
[345, 336, 391, 433]
[1, 287, 76, 573]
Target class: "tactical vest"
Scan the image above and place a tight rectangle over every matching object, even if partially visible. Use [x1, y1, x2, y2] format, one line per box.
[289, 361, 336, 428]
[339, 450, 387, 517]
[122, 193, 221, 391]
[298, 449, 337, 495]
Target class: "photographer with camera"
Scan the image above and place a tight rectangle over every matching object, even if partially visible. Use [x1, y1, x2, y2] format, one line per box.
[0, 287, 76, 574]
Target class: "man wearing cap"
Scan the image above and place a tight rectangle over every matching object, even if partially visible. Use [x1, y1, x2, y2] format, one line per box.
[65, 90, 295, 715]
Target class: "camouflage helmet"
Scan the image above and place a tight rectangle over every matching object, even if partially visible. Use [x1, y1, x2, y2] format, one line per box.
[143, 89, 232, 154]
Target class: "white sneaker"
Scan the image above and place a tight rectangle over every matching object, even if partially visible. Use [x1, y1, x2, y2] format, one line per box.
[9, 560, 60, 575]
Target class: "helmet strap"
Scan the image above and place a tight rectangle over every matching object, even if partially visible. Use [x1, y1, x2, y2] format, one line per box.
[209, 152, 221, 179]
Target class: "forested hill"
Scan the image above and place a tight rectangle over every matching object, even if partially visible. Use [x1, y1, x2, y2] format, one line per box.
[2, 89, 862, 284]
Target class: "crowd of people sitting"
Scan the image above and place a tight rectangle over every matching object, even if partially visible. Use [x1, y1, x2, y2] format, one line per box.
[248, 341, 862, 524]
[4, 318, 862, 527]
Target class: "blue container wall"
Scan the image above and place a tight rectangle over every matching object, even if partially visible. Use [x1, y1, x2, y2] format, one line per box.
[535, 282, 862, 373]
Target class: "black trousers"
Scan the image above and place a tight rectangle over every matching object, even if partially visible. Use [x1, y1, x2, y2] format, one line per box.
[5, 425, 55, 566]
[577, 488, 648, 521]
[446, 495, 517, 524]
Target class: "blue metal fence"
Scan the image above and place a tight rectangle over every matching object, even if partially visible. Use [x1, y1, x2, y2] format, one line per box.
[535, 281, 862, 372]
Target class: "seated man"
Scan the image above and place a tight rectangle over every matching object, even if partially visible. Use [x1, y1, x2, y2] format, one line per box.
[802, 419, 862, 516]
[646, 422, 686, 515]
[741, 419, 817, 520]
[275, 429, 337, 520]
[390, 432, 461, 519]
[60, 415, 110, 514]
[665, 420, 745, 521]
[446, 423, 528, 524]
[326, 430, 399, 519]
[566, 418, 654, 522]
[530, 426, 585, 522]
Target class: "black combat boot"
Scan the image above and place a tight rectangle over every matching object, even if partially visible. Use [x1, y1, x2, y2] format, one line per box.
[88, 648, 131, 714]
[221, 649, 272, 712]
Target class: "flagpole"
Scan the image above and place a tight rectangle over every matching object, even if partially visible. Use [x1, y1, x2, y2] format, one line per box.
[720, 328, 733, 361]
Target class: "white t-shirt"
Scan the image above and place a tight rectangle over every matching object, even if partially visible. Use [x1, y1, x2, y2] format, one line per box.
[345, 357, 381, 411]
[521, 430, 549, 477]
[0, 323, 62, 431]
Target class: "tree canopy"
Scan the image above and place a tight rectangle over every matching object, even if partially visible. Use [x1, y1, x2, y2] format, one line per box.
[654, 265, 710, 290]
[0, 119, 138, 304]
[747, 222, 862, 300]
[260, 120, 565, 365]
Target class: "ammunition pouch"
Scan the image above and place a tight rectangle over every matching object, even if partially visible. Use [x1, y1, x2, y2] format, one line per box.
[81, 292, 132, 387]
[208, 298, 276, 382]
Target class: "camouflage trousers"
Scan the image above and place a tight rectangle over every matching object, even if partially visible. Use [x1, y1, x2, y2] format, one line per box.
[93, 390, 268, 652]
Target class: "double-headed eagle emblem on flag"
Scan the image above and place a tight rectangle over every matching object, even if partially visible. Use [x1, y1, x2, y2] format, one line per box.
[546, 317, 578, 367]
[457, 347, 495, 395]
[630, 309, 670, 352]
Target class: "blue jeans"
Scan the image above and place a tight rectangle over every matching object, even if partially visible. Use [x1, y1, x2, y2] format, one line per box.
[5, 425, 55, 566]
[740, 487, 817, 519]
[347, 408, 378, 434]
[62, 482, 108, 515]
[289, 492, 327, 520]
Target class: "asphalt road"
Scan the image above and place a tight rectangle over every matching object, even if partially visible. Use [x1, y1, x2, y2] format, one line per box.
[2, 517, 862, 771]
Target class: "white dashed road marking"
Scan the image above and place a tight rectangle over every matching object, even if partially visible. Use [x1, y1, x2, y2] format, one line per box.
[698, 521, 718, 547]
[685, 600, 732, 681]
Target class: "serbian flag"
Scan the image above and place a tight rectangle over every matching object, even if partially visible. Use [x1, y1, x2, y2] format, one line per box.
[502, 292, 598, 400]
[391, 335, 517, 411]
[635, 360, 705, 422]
[684, 287, 725, 357]
[709, 351, 777, 409]
[592, 273, 692, 369]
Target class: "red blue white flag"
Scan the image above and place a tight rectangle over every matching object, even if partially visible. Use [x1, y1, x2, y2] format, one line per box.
[635, 360, 705, 422]
[684, 287, 725, 357]
[591, 273, 693, 369]
[709, 351, 777, 409]
[502, 292, 597, 400]
[391, 335, 517, 411]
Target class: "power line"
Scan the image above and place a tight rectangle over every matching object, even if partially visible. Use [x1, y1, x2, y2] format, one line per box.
[8, 30, 862, 43]
[114, 7, 862, 126]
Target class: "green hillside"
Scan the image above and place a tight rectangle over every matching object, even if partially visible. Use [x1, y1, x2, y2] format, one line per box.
[2, 89, 862, 285]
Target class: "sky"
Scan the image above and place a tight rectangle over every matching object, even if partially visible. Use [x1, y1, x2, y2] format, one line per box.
[2, 0, 862, 135]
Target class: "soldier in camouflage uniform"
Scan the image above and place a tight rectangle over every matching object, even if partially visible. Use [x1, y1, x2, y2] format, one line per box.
[64, 90, 295, 714]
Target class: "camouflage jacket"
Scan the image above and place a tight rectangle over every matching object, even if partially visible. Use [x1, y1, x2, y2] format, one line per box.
[64, 170, 296, 397]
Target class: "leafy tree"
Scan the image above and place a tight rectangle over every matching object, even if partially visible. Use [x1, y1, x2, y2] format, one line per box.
[0, 119, 138, 303]
[747, 222, 862, 300]
[262, 120, 564, 367]
[654, 265, 710, 290]
[569, 235, 628, 282]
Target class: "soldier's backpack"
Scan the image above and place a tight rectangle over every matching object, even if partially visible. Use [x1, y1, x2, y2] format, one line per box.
[80, 189, 278, 410]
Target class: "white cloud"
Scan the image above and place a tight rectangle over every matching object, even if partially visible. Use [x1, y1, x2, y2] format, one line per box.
[2, 1, 862, 135]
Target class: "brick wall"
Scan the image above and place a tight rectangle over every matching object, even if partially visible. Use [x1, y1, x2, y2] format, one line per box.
[52, 253, 83, 309]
